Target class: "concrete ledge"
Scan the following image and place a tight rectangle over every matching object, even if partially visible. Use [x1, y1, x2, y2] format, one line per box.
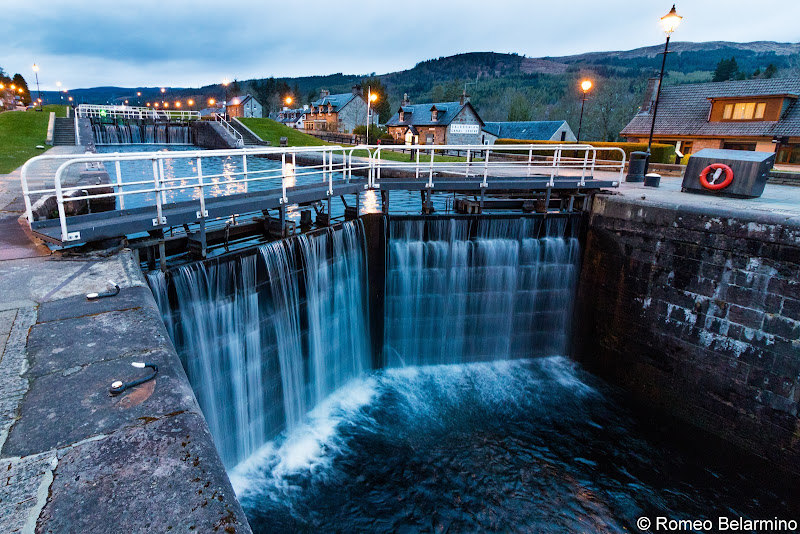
[0, 252, 251, 532]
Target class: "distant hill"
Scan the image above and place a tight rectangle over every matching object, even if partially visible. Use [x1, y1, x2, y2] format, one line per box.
[42, 41, 799, 142]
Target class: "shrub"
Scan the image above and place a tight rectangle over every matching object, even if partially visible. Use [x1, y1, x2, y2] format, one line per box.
[495, 139, 676, 164]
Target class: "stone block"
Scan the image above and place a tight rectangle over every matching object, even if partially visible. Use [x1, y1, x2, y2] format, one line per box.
[727, 305, 765, 330]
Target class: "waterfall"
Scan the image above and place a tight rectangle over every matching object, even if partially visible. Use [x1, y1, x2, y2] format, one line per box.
[147, 221, 372, 469]
[383, 217, 580, 367]
[91, 122, 191, 144]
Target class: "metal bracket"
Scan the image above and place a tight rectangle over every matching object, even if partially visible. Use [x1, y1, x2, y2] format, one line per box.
[196, 210, 208, 219]
[66, 231, 81, 241]
[152, 216, 167, 226]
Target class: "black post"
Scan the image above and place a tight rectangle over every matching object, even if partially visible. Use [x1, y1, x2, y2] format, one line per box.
[577, 91, 587, 143]
[646, 34, 671, 171]
[34, 71, 42, 111]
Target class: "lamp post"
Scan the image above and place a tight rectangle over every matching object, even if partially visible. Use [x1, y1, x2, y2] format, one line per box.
[222, 78, 230, 119]
[32, 64, 43, 111]
[577, 79, 592, 143]
[646, 5, 682, 171]
[56, 81, 63, 104]
[366, 87, 377, 144]
[137, 91, 142, 105]
[160, 87, 166, 107]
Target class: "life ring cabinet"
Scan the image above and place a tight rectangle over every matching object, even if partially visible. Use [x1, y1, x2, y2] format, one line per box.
[681, 148, 776, 199]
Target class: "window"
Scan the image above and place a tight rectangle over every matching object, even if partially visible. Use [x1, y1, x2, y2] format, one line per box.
[682, 141, 693, 155]
[722, 101, 767, 120]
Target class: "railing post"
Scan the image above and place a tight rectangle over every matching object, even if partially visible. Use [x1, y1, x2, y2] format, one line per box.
[281, 152, 288, 204]
[152, 158, 165, 226]
[328, 149, 334, 196]
[242, 153, 248, 192]
[158, 158, 167, 204]
[196, 157, 207, 219]
[428, 147, 434, 188]
[482, 148, 490, 188]
[466, 148, 471, 178]
[54, 166, 70, 242]
[580, 148, 589, 187]
[115, 159, 125, 210]
[527, 148, 533, 177]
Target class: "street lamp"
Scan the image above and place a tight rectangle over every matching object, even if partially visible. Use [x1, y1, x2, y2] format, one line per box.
[366, 88, 378, 144]
[137, 91, 142, 105]
[208, 98, 216, 106]
[646, 4, 682, 171]
[577, 79, 592, 143]
[32, 63, 42, 111]
[160, 87, 166, 107]
[222, 78, 230, 119]
[56, 81, 63, 104]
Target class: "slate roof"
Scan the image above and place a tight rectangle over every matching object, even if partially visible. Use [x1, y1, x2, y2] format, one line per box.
[229, 94, 260, 107]
[483, 121, 570, 140]
[385, 101, 484, 127]
[311, 92, 360, 112]
[621, 78, 800, 139]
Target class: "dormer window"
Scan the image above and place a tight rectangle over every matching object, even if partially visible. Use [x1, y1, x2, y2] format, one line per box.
[722, 102, 766, 120]
[431, 107, 439, 121]
[399, 110, 405, 122]
[327, 104, 332, 114]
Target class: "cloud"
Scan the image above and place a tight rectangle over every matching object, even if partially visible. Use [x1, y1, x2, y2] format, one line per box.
[1, 0, 797, 90]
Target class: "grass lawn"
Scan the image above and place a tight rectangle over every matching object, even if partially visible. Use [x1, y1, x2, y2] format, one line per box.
[237, 117, 330, 147]
[236, 118, 475, 163]
[0, 105, 70, 173]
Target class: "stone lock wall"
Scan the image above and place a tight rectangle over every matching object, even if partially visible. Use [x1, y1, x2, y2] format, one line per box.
[576, 193, 800, 472]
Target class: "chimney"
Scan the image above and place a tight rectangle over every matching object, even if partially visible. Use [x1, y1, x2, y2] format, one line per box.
[641, 78, 660, 113]
[402, 93, 411, 107]
[320, 89, 330, 99]
[460, 90, 469, 106]
[352, 84, 363, 96]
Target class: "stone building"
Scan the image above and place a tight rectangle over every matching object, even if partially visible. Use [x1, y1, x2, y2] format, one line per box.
[621, 77, 800, 165]
[303, 86, 376, 133]
[226, 94, 263, 118]
[482, 120, 576, 145]
[385, 93, 484, 145]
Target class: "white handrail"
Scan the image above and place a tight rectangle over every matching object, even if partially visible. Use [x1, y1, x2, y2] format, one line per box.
[213, 114, 245, 148]
[19, 143, 624, 244]
[76, 104, 200, 121]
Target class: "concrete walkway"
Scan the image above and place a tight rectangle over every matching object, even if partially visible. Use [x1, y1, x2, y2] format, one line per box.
[0, 151, 250, 532]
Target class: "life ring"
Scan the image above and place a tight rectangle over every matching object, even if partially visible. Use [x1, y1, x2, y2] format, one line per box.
[699, 163, 734, 190]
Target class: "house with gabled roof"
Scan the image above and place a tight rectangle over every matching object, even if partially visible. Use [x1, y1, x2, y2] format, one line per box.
[226, 93, 263, 118]
[269, 106, 308, 129]
[621, 77, 800, 165]
[303, 86, 376, 133]
[385, 93, 484, 145]
[482, 120, 576, 144]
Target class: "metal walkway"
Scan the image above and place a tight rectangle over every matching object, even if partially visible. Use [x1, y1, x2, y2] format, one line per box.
[20, 144, 625, 247]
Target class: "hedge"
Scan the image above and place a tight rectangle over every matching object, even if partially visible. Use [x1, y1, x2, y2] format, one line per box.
[495, 139, 677, 164]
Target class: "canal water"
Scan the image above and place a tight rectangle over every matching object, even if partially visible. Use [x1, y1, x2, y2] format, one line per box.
[147, 204, 799, 533]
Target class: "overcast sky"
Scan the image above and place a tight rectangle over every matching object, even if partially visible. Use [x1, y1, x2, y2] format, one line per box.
[2, 0, 798, 91]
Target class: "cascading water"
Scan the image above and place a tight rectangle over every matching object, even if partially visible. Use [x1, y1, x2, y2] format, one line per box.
[145, 215, 796, 533]
[91, 122, 192, 144]
[383, 216, 579, 367]
[147, 221, 371, 469]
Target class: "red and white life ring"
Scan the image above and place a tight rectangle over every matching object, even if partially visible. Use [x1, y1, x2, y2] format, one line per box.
[699, 163, 734, 191]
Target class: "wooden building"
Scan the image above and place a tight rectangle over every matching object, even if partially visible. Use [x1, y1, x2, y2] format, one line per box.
[621, 78, 800, 164]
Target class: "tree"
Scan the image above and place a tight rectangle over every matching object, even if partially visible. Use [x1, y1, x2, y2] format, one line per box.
[763, 64, 778, 79]
[712, 57, 739, 82]
[507, 91, 533, 121]
[12, 74, 30, 104]
[361, 76, 391, 122]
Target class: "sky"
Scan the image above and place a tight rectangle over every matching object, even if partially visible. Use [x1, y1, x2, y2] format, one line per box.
[2, 0, 799, 91]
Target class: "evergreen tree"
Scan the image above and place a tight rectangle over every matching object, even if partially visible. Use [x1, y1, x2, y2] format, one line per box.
[362, 77, 391, 122]
[763, 64, 778, 78]
[507, 91, 532, 121]
[712, 57, 739, 82]
[752, 68, 761, 78]
[12, 74, 30, 104]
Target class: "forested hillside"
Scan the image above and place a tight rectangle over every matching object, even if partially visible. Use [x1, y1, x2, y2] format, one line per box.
[43, 42, 800, 142]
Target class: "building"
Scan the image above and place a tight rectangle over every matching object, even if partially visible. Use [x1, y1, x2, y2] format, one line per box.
[303, 86, 376, 133]
[385, 93, 484, 145]
[226, 94, 263, 118]
[482, 120, 576, 145]
[621, 77, 800, 164]
[269, 106, 308, 129]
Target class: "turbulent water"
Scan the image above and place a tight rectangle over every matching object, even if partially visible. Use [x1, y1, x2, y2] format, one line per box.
[148, 220, 370, 468]
[92, 123, 192, 144]
[231, 358, 797, 533]
[148, 215, 797, 533]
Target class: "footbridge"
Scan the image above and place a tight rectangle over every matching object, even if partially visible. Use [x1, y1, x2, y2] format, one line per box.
[20, 144, 625, 258]
[75, 104, 201, 122]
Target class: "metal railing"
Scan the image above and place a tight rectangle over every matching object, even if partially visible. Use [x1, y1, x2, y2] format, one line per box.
[213, 113, 245, 147]
[76, 104, 201, 122]
[19, 143, 623, 244]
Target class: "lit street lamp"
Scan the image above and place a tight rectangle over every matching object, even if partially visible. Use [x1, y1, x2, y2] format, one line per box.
[366, 88, 378, 144]
[32, 63, 43, 111]
[160, 87, 166, 107]
[56, 81, 63, 104]
[577, 79, 592, 143]
[222, 78, 230, 119]
[645, 5, 682, 172]
[137, 91, 142, 105]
